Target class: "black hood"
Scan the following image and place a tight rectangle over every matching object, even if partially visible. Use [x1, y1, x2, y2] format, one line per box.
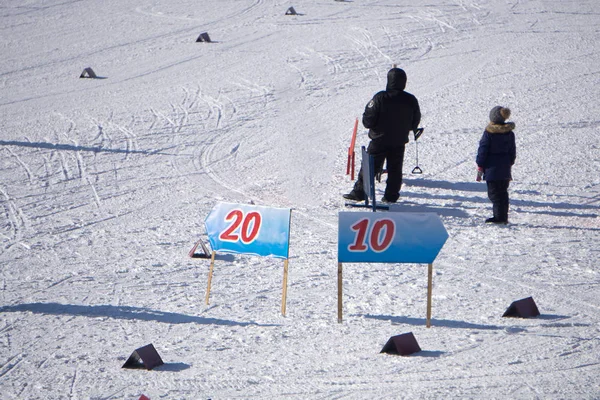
[386, 68, 407, 91]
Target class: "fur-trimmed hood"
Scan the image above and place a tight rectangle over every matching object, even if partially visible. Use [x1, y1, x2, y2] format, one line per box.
[486, 121, 515, 134]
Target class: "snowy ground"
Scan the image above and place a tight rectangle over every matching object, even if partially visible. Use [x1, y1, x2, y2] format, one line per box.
[1, 0, 599, 399]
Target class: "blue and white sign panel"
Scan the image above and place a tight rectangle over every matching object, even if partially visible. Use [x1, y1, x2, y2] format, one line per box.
[205, 202, 291, 259]
[338, 212, 448, 263]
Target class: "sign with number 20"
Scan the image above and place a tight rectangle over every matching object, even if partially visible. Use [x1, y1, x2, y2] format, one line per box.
[205, 202, 291, 259]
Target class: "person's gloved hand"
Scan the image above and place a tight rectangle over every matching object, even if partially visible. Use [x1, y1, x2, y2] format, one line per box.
[476, 167, 483, 182]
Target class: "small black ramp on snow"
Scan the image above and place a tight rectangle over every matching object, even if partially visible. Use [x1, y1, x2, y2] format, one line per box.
[80, 67, 97, 78]
[380, 332, 421, 356]
[79, 67, 107, 79]
[502, 297, 540, 318]
[196, 32, 212, 43]
[122, 343, 164, 370]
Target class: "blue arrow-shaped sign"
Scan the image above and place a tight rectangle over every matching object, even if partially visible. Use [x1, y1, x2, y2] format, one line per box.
[338, 212, 448, 263]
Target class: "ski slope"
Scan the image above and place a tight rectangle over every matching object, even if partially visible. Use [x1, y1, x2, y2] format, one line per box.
[1, 0, 599, 398]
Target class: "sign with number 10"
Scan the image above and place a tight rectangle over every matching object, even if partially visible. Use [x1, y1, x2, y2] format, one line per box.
[338, 212, 448, 263]
[205, 202, 291, 259]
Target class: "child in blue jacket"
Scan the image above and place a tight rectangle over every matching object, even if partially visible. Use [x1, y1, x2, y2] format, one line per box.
[476, 106, 516, 224]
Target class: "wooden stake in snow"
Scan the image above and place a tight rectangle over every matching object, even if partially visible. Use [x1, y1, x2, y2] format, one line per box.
[337, 263, 343, 323]
[427, 263, 433, 328]
[281, 259, 289, 315]
[205, 251, 216, 305]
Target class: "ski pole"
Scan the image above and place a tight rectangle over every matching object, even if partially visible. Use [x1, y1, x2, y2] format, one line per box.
[411, 128, 423, 174]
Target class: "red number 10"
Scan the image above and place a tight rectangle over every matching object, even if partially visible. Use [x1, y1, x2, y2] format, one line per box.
[348, 218, 395, 253]
[219, 209, 262, 244]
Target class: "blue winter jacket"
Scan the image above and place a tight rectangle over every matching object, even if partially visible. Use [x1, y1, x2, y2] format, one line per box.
[476, 122, 516, 181]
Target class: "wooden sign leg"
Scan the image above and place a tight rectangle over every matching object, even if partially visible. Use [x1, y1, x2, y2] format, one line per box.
[426, 263, 433, 328]
[205, 251, 216, 305]
[281, 259, 289, 316]
[337, 262, 343, 323]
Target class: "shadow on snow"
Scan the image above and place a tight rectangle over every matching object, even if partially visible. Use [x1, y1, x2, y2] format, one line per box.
[155, 362, 192, 372]
[364, 313, 574, 330]
[1, 302, 277, 327]
[0, 140, 175, 156]
[364, 313, 506, 331]
[402, 178, 599, 223]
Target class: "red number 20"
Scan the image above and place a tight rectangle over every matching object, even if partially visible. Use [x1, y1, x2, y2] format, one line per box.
[348, 218, 395, 253]
[219, 209, 262, 244]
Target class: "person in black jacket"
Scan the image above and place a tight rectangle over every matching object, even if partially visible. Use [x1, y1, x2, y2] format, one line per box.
[476, 106, 517, 224]
[343, 68, 421, 203]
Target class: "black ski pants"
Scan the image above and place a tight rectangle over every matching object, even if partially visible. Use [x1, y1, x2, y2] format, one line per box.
[353, 142, 406, 202]
[487, 179, 510, 222]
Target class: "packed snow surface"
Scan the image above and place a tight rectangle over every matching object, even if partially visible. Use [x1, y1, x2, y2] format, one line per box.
[1, 0, 599, 399]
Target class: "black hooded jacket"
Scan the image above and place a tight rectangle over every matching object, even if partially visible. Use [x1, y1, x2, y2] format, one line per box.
[362, 68, 421, 147]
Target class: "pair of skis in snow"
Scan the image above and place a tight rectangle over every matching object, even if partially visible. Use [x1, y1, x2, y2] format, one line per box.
[345, 128, 424, 211]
